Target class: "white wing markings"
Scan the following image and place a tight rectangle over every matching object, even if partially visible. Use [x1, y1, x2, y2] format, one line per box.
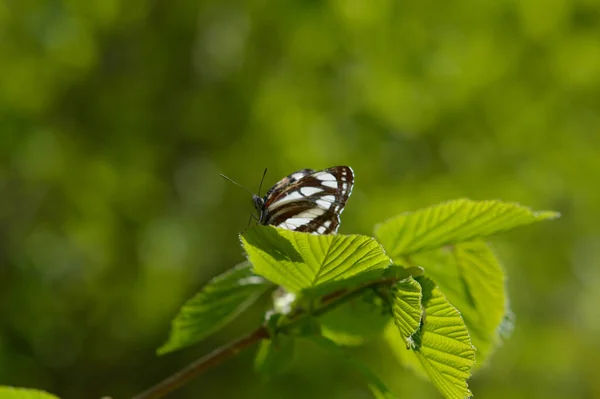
[300, 186, 323, 196]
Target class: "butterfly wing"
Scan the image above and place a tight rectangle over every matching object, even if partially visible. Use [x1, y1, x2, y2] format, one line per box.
[261, 166, 354, 234]
[263, 168, 315, 200]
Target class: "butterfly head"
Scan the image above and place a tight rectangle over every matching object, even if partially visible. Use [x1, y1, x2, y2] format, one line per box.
[220, 169, 269, 228]
[252, 194, 264, 214]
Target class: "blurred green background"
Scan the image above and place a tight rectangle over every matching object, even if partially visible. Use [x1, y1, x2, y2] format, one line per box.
[1, 0, 599, 398]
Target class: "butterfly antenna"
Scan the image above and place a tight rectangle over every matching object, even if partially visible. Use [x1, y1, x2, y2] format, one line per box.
[257, 168, 268, 195]
[220, 173, 255, 195]
[222, 169, 267, 232]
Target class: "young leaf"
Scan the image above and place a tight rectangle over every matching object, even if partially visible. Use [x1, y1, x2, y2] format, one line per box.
[391, 277, 422, 347]
[254, 335, 295, 378]
[399, 276, 476, 399]
[0, 387, 60, 399]
[321, 291, 392, 346]
[375, 199, 559, 258]
[241, 225, 391, 295]
[158, 262, 272, 355]
[310, 336, 398, 399]
[411, 240, 507, 366]
[319, 265, 424, 346]
[383, 320, 426, 378]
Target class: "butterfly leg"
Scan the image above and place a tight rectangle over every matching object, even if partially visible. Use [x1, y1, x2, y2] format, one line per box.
[246, 213, 260, 229]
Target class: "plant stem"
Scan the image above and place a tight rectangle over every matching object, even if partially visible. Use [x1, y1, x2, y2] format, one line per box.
[131, 326, 269, 399]
[131, 275, 401, 399]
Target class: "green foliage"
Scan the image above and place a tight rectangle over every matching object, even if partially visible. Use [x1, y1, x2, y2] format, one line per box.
[158, 262, 272, 355]
[375, 199, 560, 259]
[320, 291, 392, 346]
[0, 387, 60, 399]
[241, 225, 391, 296]
[400, 277, 476, 399]
[310, 336, 398, 399]
[2, 0, 596, 397]
[254, 335, 295, 378]
[151, 199, 556, 399]
[375, 199, 557, 374]
[391, 276, 423, 347]
[411, 241, 507, 365]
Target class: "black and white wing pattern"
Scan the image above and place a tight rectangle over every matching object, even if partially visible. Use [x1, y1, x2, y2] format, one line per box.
[252, 166, 354, 235]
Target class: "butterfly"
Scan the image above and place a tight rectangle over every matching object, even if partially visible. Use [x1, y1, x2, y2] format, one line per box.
[251, 166, 354, 234]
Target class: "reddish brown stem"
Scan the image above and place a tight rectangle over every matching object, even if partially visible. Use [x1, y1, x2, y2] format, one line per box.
[131, 273, 408, 399]
[131, 326, 269, 399]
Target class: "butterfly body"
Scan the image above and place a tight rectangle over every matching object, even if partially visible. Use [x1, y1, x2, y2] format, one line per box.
[253, 166, 354, 234]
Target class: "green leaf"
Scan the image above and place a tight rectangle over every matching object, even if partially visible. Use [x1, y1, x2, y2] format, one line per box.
[254, 335, 295, 378]
[383, 320, 425, 378]
[319, 264, 422, 346]
[158, 261, 272, 355]
[391, 276, 423, 348]
[390, 276, 476, 399]
[241, 225, 391, 295]
[0, 387, 60, 399]
[321, 291, 392, 346]
[375, 199, 560, 258]
[412, 240, 507, 366]
[310, 336, 398, 399]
